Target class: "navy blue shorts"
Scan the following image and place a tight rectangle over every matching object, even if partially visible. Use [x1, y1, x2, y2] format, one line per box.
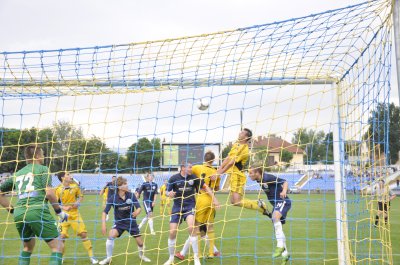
[112, 221, 141, 238]
[272, 199, 291, 224]
[170, 204, 195, 224]
[143, 201, 154, 214]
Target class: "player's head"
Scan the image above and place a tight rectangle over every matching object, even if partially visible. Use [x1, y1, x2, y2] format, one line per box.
[180, 161, 193, 176]
[116, 176, 129, 192]
[204, 151, 215, 164]
[146, 172, 154, 182]
[112, 175, 117, 181]
[249, 163, 264, 180]
[24, 145, 44, 165]
[57, 171, 73, 184]
[239, 128, 253, 143]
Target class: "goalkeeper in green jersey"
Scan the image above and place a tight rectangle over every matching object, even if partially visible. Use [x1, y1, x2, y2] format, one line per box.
[0, 145, 68, 265]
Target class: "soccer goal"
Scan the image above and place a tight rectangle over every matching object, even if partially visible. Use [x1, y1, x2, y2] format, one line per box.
[0, 0, 398, 264]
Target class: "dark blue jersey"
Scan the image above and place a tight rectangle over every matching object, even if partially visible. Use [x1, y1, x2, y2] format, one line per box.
[167, 173, 204, 208]
[104, 191, 141, 222]
[103, 181, 117, 199]
[257, 173, 291, 206]
[137, 181, 158, 203]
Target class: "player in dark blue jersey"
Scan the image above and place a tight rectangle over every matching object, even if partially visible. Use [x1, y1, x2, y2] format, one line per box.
[249, 165, 291, 265]
[137, 173, 158, 235]
[99, 177, 150, 264]
[163, 162, 220, 265]
[100, 176, 117, 221]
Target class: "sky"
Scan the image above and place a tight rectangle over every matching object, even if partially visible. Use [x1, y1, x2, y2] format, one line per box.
[0, 0, 398, 151]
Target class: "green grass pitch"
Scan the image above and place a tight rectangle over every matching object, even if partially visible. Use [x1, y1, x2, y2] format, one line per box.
[0, 193, 398, 264]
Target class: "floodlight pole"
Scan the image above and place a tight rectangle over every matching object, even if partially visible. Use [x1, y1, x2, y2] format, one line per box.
[394, 0, 400, 106]
[332, 82, 351, 265]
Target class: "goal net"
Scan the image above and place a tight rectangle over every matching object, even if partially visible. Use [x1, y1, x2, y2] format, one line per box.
[0, 0, 396, 264]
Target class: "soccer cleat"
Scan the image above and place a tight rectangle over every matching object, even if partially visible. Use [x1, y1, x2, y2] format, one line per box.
[90, 257, 99, 264]
[150, 231, 156, 236]
[99, 258, 111, 265]
[139, 255, 151, 263]
[214, 251, 221, 257]
[174, 252, 185, 260]
[163, 257, 174, 265]
[281, 254, 290, 265]
[258, 199, 272, 218]
[272, 247, 285, 258]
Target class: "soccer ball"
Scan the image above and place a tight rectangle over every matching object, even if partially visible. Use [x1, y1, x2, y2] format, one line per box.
[196, 98, 210, 111]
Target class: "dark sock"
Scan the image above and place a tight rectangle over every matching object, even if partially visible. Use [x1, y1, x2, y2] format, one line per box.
[49, 252, 63, 265]
[375, 215, 379, 225]
[18, 251, 31, 265]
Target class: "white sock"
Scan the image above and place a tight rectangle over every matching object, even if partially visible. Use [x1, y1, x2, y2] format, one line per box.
[106, 238, 115, 259]
[273, 221, 285, 248]
[139, 216, 148, 229]
[168, 238, 176, 258]
[202, 234, 219, 252]
[181, 237, 191, 256]
[214, 245, 218, 253]
[282, 242, 289, 256]
[138, 246, 144, 257]
[148, 218, 154, 232]
[190, 236, 199, 256]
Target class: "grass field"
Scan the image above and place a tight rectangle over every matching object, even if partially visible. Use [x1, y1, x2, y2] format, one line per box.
[0, 193, 398, 265]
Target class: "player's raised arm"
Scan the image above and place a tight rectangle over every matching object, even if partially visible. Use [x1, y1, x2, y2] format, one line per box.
[166, 178, 176, 198]
[0, 177, 15, 213]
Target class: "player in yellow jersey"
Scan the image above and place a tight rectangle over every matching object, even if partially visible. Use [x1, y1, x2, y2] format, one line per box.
[159, 179, 171, 216]
[176, 151, 221, 260]
[212, 128, 270, 215]
[56, 172, 98, 264]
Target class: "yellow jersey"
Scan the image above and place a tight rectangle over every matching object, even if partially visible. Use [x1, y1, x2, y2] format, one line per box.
[160, 184, 167, 200]
[192, 163, 220, 194]
[227, 142, 249, 173]
[55, 183, 82, 217]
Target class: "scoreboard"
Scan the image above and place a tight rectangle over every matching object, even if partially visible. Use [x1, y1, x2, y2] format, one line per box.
[161, 143, 221, 168]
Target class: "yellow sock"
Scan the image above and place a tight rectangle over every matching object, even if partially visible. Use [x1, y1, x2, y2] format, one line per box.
[82, 240, 93, 258]
[241, 199, 263, 212]
[208, 230, 215, 257]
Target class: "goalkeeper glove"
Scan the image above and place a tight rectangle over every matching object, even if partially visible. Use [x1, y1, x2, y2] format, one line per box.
[55, 208, 68, 222]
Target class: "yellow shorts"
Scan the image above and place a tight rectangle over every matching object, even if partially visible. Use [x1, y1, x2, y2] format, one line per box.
[195, 194, 215, 224]
[229, 172, 246, 196]
[161, 198, 171, 205]
[60, 214, 87, 238]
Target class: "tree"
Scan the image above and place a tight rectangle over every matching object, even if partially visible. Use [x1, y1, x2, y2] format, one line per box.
[221, 144, 232, 160]
[127, 137, 161, 172]
[292, 128, 328, 164]
[281, 149, 293, 164]
[365, 102, 400, 164]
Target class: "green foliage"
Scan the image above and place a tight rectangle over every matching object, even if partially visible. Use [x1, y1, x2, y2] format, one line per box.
[126, 137, 161, 172]
[365, 103, 400, 164]
[281, 149, 293, 163]
[292, 128, 332, 164]
[0, 121, 124, 173]
[221, 144, 231, 160]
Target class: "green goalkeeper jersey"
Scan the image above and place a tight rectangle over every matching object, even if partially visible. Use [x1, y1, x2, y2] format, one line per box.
[0, 163, 51, 217]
